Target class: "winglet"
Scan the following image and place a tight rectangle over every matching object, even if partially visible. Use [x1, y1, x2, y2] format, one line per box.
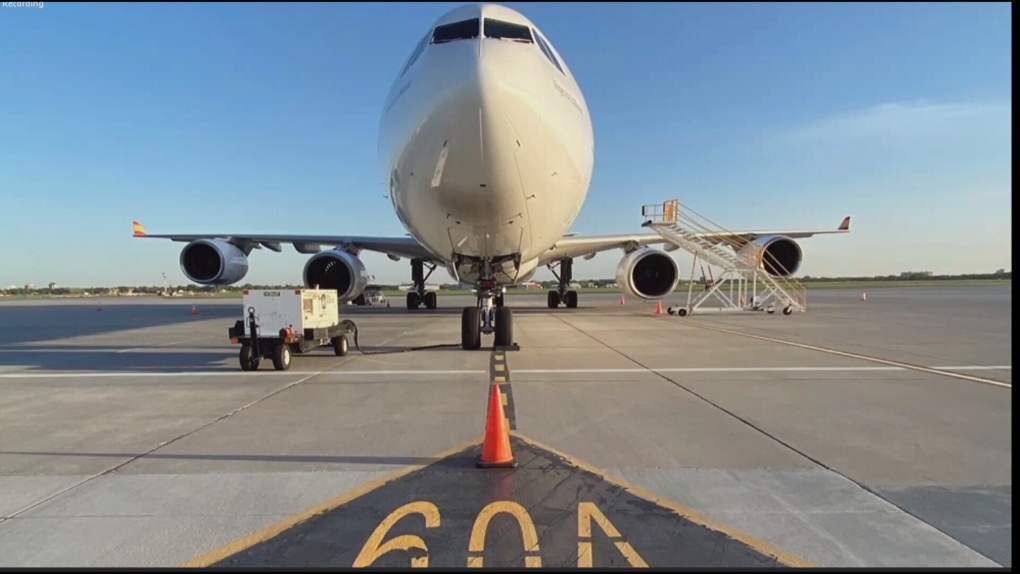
[838, 216, 851, 231]
[132, 221, 147, 237]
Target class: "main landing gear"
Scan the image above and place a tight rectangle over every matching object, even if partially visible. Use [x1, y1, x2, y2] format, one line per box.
[406, 258, 438, 310]
[461, 285, 514, 350]
[547, 258, 578, 309]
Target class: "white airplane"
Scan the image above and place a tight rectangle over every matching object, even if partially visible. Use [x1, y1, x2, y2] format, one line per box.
[133, 3, 850, 350]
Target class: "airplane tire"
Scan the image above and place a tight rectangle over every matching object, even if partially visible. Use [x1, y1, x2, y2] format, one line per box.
[494, 307, 513, 348]
[406, 292, 420, 310]
[547, 291, 560, 308]
[461, 307, 481, 350]
[424, 291, 437, 309]
[565, 290, 578, 308]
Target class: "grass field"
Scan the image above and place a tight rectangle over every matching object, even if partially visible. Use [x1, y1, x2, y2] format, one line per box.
[192, 279, 1015, 299]
[377, 279, 1011, 297]
[1, 279, 1009, 301]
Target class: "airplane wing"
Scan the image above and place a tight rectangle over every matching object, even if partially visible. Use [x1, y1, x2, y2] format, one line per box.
[131, 221, 440, 261]
[539, 216, 851, 264]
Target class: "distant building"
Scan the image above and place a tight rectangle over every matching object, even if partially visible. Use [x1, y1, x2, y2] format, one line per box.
[48, 282, 59, 290]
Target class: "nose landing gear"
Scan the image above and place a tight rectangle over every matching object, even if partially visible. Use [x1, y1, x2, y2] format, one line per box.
[462, 286, 515, 350]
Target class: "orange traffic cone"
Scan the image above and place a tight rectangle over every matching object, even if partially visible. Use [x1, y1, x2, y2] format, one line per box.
[477, 384, 516, 468]
[655, 301, 663, 315]
[619, 295, 626, 305]
[191, 304, 198, 315]
[860, 293, 866, 302]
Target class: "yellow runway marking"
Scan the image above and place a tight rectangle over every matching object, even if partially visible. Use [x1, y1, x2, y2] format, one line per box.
[467, 501, 542, 567]
[179, 439, 482, 567]
[511, 432, 818, 568]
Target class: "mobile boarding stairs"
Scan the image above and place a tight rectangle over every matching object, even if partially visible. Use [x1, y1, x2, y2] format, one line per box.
[641, 199, 807, 317]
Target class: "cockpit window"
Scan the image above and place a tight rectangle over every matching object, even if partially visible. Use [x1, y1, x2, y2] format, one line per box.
[533, 31, 564, 75]
[401, 32, 430, 77]
[431, 18, 479, 44]
[483, 18, 533, 43]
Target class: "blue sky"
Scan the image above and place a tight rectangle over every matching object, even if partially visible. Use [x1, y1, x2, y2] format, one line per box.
[0, 2, 1011, 287]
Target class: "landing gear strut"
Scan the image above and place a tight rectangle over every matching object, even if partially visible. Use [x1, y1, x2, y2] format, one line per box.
[406, 258, 438, 310]
[547, 258, 578, 308]
[462, 291, 513, 350]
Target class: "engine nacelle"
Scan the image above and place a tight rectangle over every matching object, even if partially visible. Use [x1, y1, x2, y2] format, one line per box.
[179, 239, 249, 285]
[302, 249, 370, 303]
[615, 247, 680, 299]
[737, 235, 802, 277]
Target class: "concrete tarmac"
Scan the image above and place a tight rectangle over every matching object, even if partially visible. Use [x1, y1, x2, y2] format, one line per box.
[0, 286, 1010, 567]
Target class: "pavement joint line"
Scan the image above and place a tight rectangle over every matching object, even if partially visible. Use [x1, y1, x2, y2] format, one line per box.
[0, 326, 415, 524]
[0, 365, 339, 526]
[546, 313, 906, 487]
[510, 432, 818, 568]
[178, 437, 486, 568]
[116, 334, 223, 353]
[0, 370, 490, 379]
[558, 313, 1011, 565]
[670, 318, 1012, 389]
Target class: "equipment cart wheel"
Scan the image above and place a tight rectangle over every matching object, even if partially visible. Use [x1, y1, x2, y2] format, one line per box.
[239, 344, 260, 371]
[677, 308, 688, 317]
[332, 334, 349, 356]
[272, 343, 292, 371]
[783, 306, 793, 316]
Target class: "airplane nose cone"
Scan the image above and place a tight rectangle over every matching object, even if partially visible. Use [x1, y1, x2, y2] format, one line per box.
[425, 46, 530, 223]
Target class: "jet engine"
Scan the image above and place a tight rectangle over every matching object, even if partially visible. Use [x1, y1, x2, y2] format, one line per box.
[179, 239, 249, 285]
[615, 247, 680, 299]
[302, 249, 371, 303]
[737, 235, 802, 277]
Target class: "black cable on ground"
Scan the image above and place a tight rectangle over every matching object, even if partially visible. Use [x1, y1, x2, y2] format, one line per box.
[338, 319, 462, 355]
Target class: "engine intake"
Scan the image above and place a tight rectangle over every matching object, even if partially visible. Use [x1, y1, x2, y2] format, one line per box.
[303, 249, 370, 302]
[738, 235, 802, 277]
[179, 239, 249, 285]
[615, 247, 679, 299]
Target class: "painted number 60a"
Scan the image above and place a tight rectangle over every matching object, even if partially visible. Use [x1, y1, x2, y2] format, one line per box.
[351, 500, 646, 567]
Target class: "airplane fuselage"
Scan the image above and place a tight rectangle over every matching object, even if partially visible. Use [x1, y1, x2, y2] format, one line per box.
[378, 3, 594, 286]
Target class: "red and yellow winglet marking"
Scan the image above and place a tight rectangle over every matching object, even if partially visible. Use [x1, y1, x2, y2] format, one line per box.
[838, 216, 851, 231]
[132, 221, 147, 237]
